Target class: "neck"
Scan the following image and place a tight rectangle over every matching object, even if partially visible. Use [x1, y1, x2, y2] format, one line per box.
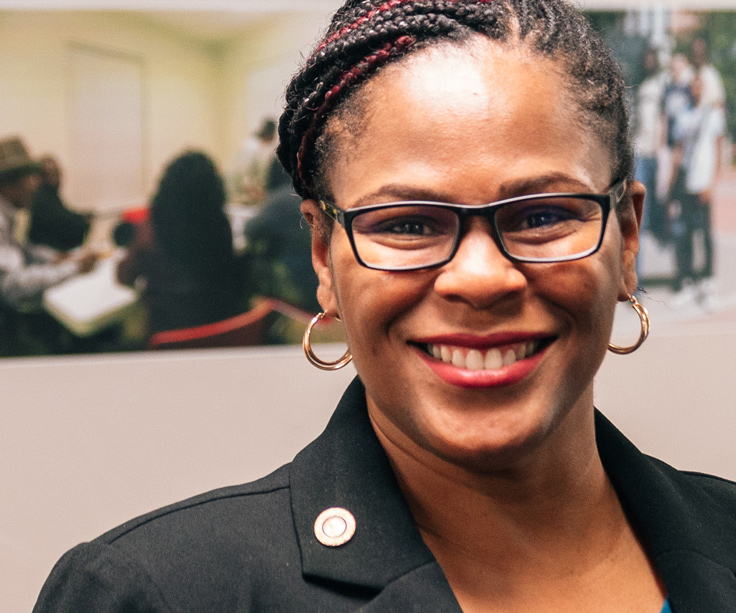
[368, 405, 626, 574]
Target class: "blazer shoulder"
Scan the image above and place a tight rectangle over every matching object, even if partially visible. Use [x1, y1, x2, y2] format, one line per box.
[647, 455, 736, 515]
[679, 468, 736, 504]
[98, 462, 291, 545]
[33, 464, 300, 612]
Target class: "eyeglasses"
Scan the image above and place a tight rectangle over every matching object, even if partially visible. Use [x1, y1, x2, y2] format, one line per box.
[319, 180, 626, 271]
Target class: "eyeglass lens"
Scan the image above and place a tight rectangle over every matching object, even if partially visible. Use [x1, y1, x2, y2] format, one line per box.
[349, 196, 605, 268]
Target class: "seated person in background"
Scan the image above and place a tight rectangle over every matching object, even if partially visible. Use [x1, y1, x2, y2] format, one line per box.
[117, 151, 243, 337]
[244, 158, 320, 313]
[0, 136, 96, 311]
[28, 155, 91, 251]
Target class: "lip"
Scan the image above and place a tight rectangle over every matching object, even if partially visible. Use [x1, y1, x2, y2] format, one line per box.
[411, 332, 552, 389]
[413, 332, 545, 348]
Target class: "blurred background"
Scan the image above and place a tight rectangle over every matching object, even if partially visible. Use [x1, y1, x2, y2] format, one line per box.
[0, 1, 735, 356]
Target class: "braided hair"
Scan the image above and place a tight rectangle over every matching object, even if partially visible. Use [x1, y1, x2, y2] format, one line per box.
[278, 0, 632, 209]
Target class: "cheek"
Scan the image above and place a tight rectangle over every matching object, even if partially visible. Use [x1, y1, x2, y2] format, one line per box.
[529, 244, 623, 338]
[329, 244, 430, 351]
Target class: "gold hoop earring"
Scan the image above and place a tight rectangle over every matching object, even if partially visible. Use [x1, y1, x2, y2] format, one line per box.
[608, 294, 650, 355]
[303, 313, 353, 371]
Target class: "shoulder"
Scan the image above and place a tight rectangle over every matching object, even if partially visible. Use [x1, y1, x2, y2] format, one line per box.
[34, 465, 298, 612]
[100, 463, 291, 547]
[596, 410, 736, 559]
[660, 460, 736, 509]
[643, 454, 736, 542]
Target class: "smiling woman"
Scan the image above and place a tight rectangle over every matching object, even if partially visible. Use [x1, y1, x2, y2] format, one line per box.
[34, 1, 736, 612]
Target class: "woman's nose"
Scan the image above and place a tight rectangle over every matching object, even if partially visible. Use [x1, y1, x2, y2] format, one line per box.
[433, 218, 527, 308]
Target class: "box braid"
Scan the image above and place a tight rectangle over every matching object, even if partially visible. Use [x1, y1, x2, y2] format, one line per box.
[277, 0, 632, 211]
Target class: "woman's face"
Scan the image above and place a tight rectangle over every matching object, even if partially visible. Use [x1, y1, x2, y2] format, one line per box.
[304, 39, 642, 470]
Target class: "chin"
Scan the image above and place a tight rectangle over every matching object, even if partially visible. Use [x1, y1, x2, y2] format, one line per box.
[423, 409, 554, 471]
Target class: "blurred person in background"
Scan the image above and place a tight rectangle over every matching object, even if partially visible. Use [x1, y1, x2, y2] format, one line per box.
[667, 70, 726, 309]
[228, 118, 278, 205]
[243, 158, 319, 313]
[691, 37, 726, 110]
[117, 151, 244, 338]
[633, 48, 667, 248]
[28, 155, 91, 252]
[0, 136, 97, 355]
[663, 53, 695, 154]
[0, 137, 96, 311]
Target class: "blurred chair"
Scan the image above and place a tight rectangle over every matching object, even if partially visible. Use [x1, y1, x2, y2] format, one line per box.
[148, 299, 275, 350]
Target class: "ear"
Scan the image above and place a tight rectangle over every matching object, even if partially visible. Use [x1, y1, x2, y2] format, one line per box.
[301, 199, 339, 315]
[617, 180, 645, 301]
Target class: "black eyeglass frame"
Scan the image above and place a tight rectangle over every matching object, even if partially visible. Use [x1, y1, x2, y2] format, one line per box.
[318, 179, 627, 272]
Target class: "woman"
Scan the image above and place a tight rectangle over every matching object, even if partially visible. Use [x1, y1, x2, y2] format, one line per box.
[116, 151, 243, 337]
[35, 1, 735, 611]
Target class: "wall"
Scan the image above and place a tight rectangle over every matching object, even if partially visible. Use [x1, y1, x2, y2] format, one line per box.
[0, 12, 228, 210]
[2, 345, 355, 612]
[216, 11, 332, 164]
[3, 332, 736, 611]
[0, 9, 332, 214]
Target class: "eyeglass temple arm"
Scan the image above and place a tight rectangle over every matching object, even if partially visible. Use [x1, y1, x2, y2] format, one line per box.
[319, 200, 341, 222]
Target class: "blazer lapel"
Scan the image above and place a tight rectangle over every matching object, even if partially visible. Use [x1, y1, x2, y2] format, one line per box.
[289, 377, 457, 601]
[596, 411, 736, 609]
[357, 562, 463, 612]
[656, 550, 736, 610]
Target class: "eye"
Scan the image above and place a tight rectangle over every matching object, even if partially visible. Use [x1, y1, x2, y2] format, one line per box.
[496, 198, 599, 235]
[517, 206, 575, 230]
[382, 217, 434, 235]
[352, 205, 456, 239]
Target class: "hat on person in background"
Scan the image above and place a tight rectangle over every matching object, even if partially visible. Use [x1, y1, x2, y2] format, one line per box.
[0, 136, 42, 183]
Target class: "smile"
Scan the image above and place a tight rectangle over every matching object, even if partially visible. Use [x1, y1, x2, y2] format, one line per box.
[425, 341, 539, 371]
[412, 336, 553, 389]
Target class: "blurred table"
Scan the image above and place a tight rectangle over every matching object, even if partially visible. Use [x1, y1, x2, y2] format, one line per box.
[43, 253, 138, 337]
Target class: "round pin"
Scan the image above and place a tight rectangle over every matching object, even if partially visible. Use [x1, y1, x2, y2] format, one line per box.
[314, 507, 356, 547]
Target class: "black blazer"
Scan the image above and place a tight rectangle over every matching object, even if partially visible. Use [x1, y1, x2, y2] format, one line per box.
[34, 378, 736, 612]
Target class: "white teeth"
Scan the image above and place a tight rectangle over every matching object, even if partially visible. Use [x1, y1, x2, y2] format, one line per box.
[427, 341, 538, 372]
[484, 348, 503, 369]
[502, 349, 516, 366]
[466, 349, 484, 371]
[441, 346, 452, 362]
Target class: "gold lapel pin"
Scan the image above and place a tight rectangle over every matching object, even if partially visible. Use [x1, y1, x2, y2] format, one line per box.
[314, 507, 356, 547]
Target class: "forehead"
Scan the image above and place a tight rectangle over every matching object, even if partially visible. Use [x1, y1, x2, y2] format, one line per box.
[326, 38, 611, 203]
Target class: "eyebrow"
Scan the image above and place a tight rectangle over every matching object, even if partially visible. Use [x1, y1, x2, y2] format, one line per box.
[347, 173, 597, 209]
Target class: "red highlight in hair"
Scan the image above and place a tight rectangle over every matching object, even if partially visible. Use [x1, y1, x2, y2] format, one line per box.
[316, 0, 412, 53]
[297, 35, 416, 192]
[314, 0, 496, 55]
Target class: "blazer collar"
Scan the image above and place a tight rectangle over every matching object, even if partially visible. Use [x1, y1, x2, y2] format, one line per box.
[290, 378, 736, 604]
[596, 411, 736, 605]
[289, 377, 440, 592]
